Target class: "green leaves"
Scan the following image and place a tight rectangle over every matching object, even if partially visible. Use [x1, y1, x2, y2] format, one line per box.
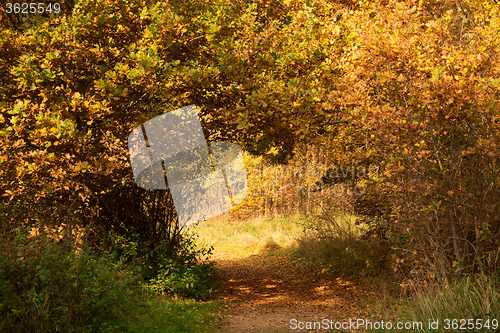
[0, 228, 140, 332]
[8, 102, 24, 115]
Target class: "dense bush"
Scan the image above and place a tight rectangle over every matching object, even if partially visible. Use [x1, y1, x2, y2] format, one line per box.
[0, 227, 139, 333]
[143, 233, 219, 300]
[333, 0, 500, 280]
[100, 223, 219, 300]
[0, 225, 219, 332]
[0, 0, 342, 246]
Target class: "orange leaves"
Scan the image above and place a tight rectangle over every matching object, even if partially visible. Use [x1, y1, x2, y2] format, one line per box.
[327, 0, 500, 277]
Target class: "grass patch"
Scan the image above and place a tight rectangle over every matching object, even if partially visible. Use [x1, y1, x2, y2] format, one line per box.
[191, 213, 306, 257]
[368, 275, 500, 332]
[192, 209, 389, 277]
[124, 296, 222, 333]
[292, 234, 389, 277]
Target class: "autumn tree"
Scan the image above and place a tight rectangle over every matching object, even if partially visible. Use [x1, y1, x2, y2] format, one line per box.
[0, 0, 352, 250]
[329, 0, 500, 279]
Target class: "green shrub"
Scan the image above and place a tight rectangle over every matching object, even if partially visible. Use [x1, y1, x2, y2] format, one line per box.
[94, 222, 219, 301]
[143, 233, 219, 300]
[0, 224, 222, 333]
[0, 226, 140, 333]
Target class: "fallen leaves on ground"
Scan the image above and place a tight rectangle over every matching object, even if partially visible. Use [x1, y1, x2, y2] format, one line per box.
[214, 250, 371, 333]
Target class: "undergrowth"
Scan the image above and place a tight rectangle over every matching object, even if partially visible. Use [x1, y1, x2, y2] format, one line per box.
[291, 207, 391, 278]
[0, 225, 221, 333]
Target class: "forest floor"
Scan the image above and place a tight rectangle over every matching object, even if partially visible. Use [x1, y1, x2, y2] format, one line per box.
[212, 247, 373, 333]
[216, 249, 372, 333]
[192, 214, 385, 333]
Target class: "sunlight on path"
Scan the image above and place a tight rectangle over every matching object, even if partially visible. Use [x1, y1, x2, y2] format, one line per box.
[214, 249, 369, 333]
[192, 215, 372, 333]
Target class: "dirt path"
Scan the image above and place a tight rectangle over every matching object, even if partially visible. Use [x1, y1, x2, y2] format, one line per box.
[214, 250, 370, 333]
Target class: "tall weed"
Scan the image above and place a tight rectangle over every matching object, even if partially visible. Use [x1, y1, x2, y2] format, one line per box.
[369, 275, 500, 333]
[293, 205, 390, 277]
